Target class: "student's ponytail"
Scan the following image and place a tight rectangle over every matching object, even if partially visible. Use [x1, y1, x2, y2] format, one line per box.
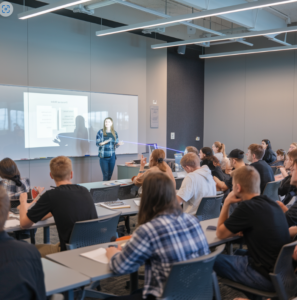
[221, 143, 227, 158]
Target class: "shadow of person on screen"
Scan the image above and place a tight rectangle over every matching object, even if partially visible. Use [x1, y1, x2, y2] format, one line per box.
[53, 115, 89, 156]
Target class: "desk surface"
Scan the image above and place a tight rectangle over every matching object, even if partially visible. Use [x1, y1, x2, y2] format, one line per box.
[200, 218, 240, 247]
[95, 199, 140, 218]
[47, 218, 237, 282]
[78, 179, 133, 191]
[42, 258, 90, 296]
[5, 199, 140, 233]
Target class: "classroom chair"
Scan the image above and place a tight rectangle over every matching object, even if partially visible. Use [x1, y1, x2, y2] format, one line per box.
[175, 178, 184, 190]
[66, 212, 121, 250]
[221, 240, 297, 300]
[196, 194, 224, 221]
[262, 180, 282, 201]
[271, 166, 281, 175]
[90, 185, 120, 203]
[81, 244, 225, 300]
[118, 184, 138, 234]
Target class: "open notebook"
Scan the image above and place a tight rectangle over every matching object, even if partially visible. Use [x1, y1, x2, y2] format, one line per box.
[80, 248, 109, 264]
[100, 201, 130, 209]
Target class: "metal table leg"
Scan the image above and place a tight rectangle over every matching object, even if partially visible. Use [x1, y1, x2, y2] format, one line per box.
[129, 271, 139, 294]
[43, 226, 50, 244]
[67, 289, 74, 300]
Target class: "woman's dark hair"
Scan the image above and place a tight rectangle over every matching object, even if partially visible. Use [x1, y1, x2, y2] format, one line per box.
[201, 147, 213, 157]
[201, 155, 220, 170]
[138, 172, 181, 226]
[262, 139, 272, 150]
[0, 158, 22, 186]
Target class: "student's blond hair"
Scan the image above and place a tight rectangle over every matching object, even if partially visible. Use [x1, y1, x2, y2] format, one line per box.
[232, 166, 260, 194]
[180, 153, 200, 168]
[50, 156, 72, 181]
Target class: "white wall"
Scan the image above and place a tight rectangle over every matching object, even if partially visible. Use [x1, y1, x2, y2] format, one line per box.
[204, 34, 297, 155]
[0, 4, 167, 189]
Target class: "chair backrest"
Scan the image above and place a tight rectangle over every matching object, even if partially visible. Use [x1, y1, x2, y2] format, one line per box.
[271, 166, 281, 175]
[118, 184, 137, 200]
[67, 212, 121, 250]
[175, 178, 184, 190]
[262, 181, 282, 201]
[270, 240, 297, 300]
[160, 244, 225, 300]
[90, 185, 120, 203]
[196, 195, 224, 221]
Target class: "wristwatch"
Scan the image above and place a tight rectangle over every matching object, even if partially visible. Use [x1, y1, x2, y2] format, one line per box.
[139, 171, 145, 173]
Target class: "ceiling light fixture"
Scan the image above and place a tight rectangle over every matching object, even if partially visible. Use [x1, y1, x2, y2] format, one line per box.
[150, 25, 297, 49]
[96, 0, 297, 37]
[199, 45, 297, 59]
[18, 0, 91, 20]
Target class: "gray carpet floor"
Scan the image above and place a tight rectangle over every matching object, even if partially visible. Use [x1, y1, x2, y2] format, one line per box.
[27, 216, 248, 300]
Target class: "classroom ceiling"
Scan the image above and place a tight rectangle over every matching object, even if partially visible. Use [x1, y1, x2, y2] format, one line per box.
[33, 0, 296, 51]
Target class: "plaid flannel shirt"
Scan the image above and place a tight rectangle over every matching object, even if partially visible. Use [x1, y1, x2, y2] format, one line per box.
[96, 129, 119, 158]
[0, 178, 30, 200]
[109, 212, 210, 298]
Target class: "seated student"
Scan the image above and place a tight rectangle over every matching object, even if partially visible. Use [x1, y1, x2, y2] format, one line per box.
[246, 144, 274, 194]
[0, 157, 38, 240]
[0, 157, 30, 204]
[289, 142, 297, 153]
[199, 147, 213, 161]
[214, 166, 290, 292]
[220, 157, 232, 180]
[176, 153, 216, 215]
[278, 149, 297, 205]
[277, 159, 297, 228]
[0, 187, 46, 300]
[185, 146, 199, 156]
[133, 149, 176, 190]
[212, 141, 226, 163]
[19, 156, 97, 255]
[270, 149, 286, 167]
[261, 139, 277, 165]
[106, 172, 210, 300]
[213, 149, 245, 192]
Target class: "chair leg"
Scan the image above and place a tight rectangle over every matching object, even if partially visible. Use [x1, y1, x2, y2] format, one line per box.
[125, 216, 131, 234]
[212, 272, 221, 300]
[30, 229, 36, 244]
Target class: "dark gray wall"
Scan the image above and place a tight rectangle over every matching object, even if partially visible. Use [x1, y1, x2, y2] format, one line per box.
[204, 32, 297, 154]
[167, 48, 204, 158]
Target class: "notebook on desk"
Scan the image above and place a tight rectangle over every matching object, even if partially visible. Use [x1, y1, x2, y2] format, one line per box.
[100, 201, 131, 209]
[80, 248, 108, 264]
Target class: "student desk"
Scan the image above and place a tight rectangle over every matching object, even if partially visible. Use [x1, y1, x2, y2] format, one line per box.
[42, 258, 90, 300]
[78, 179, 133, 191]
[5, 217, 55, 244]
[4, 199, 140, 244]
[47, 218, 239, 295]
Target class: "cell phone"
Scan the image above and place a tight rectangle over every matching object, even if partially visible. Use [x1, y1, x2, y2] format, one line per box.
[108, 245, 118, 248]
[206, 225, 217, 231]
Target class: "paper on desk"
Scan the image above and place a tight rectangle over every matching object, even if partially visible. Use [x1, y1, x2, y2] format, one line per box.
[80, 248, 109, 264]
[9, 213, 20, 219]
[134, 200, 140, 206]
[5, 219, 20, 228]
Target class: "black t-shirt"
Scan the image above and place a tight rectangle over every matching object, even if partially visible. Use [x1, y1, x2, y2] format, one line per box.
[225, 195, 290, 279]
[224, 176, 233, 190]
[27, 184, 97, 251]
[212, 166, 225, 181]
[285, 202, 297, 227]
[0, 231, 46, 300]
[250, 160, 275, 194]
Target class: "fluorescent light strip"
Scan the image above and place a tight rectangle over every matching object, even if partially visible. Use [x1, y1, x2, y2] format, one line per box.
[151, 25, 297, 49]
[18, 0, 90, 20]
[96, 0, 297, 37]
[199, 45, 297, 59]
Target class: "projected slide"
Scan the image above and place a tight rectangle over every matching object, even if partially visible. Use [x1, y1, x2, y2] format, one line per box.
[0, 85, 138, 160]
[24, 93, 88, 149]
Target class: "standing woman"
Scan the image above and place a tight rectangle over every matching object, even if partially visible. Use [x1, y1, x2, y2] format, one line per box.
[212, 142, 226, 162]
[261, 139, 277, 164]
[96, 117, 124, 181]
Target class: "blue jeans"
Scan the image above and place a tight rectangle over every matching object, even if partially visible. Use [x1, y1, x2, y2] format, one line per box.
[100, 154, 116, 181]
[214, 252, 274, 292]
